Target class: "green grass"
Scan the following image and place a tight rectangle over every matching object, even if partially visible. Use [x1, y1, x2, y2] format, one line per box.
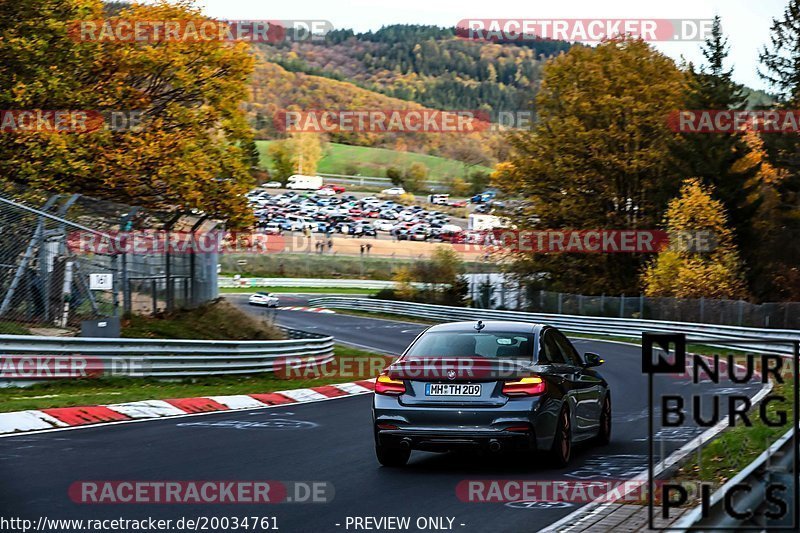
[219, 287, 380, 295]
[0, 345, 387, 412]
[257, 141, 491, 181]
[673, 378, 793, 487]
[122, 299, 283, 340]
[0, 321, 31, 335]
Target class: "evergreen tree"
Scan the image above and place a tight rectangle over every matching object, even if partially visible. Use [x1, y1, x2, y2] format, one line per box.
[672, 16, 757, 246]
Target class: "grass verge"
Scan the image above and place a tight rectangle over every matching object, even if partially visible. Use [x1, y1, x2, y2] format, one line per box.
[671, 378, 793, 487]
[122, 299, 283, 340]
[0, 345, 387, 413]
[0, 321, 31, 335]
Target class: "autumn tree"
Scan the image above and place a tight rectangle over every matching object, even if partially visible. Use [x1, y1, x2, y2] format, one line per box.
[403, 162, 429, 192]
[755, 0, 800, 299]
[494, 38, 687, 294]
[0, 0, 257, 227]
[729, 131, 800, 299]
[268, 141, 295, 181]
[642, 179, 747, 299]
[286, 133, 324, 175]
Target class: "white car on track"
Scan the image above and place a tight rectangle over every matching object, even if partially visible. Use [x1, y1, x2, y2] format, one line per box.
[248, 292, 279, 307]
[381, 187, 406, 196]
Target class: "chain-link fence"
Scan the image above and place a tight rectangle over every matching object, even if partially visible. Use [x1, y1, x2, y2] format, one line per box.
[0, 184, 219, 333]
[519, 288, 800, 329]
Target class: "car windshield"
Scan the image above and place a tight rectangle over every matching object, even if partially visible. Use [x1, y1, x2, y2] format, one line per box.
[405, 331, 534, 361]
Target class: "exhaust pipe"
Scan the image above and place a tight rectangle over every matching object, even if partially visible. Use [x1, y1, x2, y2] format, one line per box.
[488, 440, 502, 453]
[399, 438, 412, 450]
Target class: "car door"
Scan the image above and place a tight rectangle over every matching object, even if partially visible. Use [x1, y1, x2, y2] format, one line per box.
[538, 329, 581, 431]
[552, 330, 603, 438]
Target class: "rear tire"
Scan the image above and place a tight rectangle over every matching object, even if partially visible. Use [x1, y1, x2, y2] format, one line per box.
[376, 445, 410, 467]
[595, 396, 612, 445]
[550, 407, 572, 468]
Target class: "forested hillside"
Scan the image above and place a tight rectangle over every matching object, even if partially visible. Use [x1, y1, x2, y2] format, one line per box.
[245, 57, 508, 166]
[257, 25, 573, 114]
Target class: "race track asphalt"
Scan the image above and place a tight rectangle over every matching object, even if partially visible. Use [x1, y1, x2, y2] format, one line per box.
[0, 295, 762, 532]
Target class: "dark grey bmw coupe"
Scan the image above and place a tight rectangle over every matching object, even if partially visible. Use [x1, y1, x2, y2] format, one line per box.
[372, 320, 611, 467]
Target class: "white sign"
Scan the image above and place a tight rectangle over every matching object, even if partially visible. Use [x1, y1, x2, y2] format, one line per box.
[89, 273, 113, 290]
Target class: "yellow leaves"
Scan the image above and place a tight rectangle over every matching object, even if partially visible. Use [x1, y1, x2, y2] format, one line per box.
[642, 178, 748, 299]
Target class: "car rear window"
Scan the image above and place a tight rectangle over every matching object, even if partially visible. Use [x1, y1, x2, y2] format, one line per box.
[405, 331, 534, 360]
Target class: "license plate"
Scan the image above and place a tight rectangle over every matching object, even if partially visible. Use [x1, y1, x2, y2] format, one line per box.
[425, 383, 481, 396]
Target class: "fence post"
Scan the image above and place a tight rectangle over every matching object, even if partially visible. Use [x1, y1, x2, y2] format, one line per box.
[557, 292, 563, 314]
[600, 293, 605, 315]
[639, 295, 644, 318]
[578, 294, 584, 315]
[738, 300, 744, 326]
[151, 279, 157, 316]
[165, 229, 172, 313]
[620, 294, 625, 317]
[700, 297, 705, 323]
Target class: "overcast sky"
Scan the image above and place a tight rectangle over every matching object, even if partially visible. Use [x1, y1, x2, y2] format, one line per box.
[194, 0, 789, 92]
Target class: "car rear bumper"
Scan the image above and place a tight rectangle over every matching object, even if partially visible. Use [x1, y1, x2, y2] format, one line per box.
[373, 395, 553, 452]
[375, 427, 536, 452]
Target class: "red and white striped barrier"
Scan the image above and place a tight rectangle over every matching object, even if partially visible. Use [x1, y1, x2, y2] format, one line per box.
[278, 306, 336, 313]
[0, 379, 375, 436]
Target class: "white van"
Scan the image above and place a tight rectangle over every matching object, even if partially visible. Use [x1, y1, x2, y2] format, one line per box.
[427, 194, 450, 205]
[286, 174, 323, 190]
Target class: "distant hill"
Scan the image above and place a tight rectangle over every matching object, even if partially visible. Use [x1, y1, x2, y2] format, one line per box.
[245, 57, 507, 166]
[257, 24, 573, 115]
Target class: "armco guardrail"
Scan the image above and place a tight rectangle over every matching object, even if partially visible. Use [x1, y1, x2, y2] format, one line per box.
[219, 277, 435, 290]
[674, 425, 797, 530]
[0, 329, 333, 381]
[308, 297, 800, 356]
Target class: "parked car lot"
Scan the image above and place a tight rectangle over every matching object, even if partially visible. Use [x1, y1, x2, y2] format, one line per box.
[246, 187, 471, 243]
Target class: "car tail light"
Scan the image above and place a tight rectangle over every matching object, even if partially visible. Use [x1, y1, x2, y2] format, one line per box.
[502, 376, 545, 396]
[375, 374, 406, 395]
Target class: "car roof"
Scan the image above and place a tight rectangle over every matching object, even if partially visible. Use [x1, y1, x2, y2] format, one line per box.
[425, 320, 542, 334]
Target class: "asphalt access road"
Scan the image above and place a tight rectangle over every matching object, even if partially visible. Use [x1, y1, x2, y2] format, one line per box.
[0, 298, 763, 533]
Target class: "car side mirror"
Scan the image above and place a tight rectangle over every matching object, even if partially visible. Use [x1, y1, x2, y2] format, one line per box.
[584, 352, 604, 367]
